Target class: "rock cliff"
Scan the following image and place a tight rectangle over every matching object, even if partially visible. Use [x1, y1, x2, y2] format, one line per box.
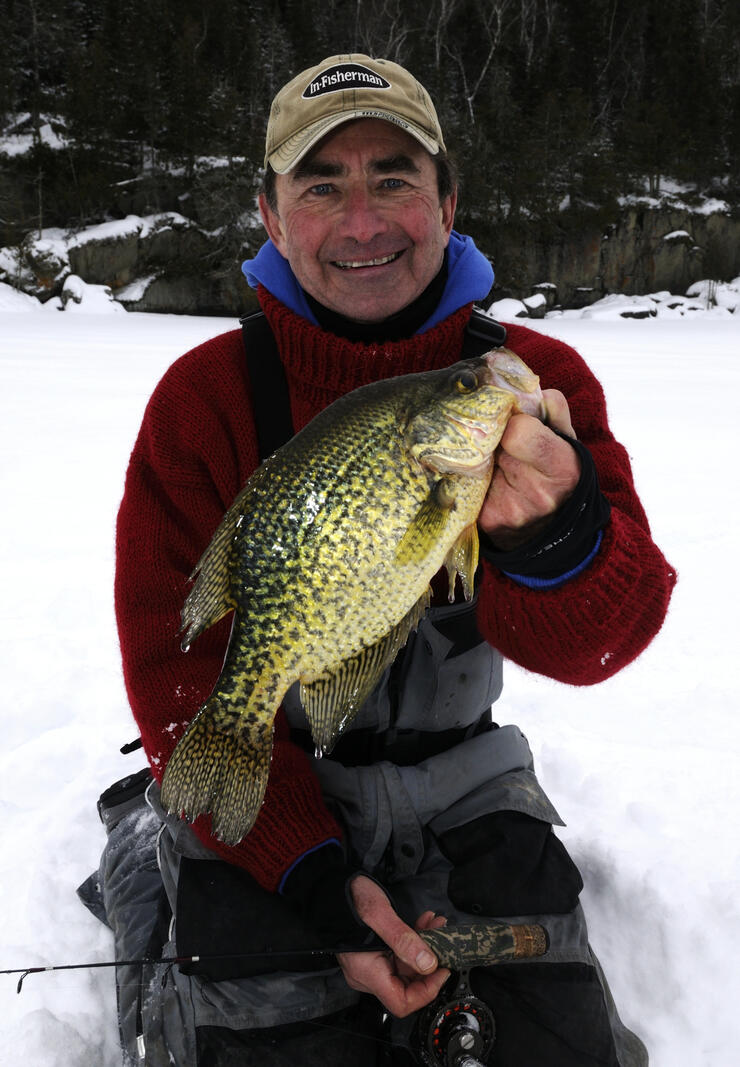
[1, 200, 737, 316]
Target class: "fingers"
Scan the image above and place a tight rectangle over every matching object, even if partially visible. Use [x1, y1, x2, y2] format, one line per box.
[415, 910, 447, 932]
[337, 948, 450, 1017]
[350, 875, 438, 974]
[542, 388, 576, 438]
[341, 878, 451, 1017]
[478, 411, 581, 547]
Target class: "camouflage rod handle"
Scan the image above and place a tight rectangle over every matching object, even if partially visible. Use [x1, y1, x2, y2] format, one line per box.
[418, 921, 548, 969]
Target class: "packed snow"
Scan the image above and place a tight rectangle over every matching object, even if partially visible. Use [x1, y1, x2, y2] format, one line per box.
[0, 293, 738, 1066]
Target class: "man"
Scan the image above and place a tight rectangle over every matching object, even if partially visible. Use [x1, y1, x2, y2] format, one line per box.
[95, 54, 675, 1066]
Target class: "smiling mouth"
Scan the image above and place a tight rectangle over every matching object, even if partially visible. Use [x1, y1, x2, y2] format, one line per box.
[333, 251, 403, 270]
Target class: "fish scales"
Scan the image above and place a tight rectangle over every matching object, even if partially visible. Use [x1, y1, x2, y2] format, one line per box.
[161, 350, 544, 844]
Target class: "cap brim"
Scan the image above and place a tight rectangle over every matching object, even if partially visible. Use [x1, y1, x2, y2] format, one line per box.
[266, 109, 442, 174]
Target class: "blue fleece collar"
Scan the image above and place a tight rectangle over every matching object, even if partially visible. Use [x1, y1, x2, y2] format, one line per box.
[241, 230, 494, 333]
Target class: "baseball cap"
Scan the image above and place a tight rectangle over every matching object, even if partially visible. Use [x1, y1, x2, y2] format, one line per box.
[264, 54, 446, 173]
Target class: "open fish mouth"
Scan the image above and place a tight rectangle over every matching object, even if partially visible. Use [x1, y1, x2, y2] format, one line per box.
[333, 251, 403, 269]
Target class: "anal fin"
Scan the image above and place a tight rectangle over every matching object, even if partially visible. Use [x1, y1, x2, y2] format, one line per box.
[302, 589, 431, 755]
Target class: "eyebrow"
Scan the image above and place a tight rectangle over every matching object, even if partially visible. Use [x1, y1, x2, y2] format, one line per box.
[291, 153, 422, 184]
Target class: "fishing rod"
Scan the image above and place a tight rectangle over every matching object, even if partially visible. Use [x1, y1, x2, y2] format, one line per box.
[2, 921, 548, 1067]
[2, 947, 339, 995]
[1, 919, 547, 992]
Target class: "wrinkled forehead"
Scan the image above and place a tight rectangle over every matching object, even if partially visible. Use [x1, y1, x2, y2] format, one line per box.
[295, 117, 433, 172]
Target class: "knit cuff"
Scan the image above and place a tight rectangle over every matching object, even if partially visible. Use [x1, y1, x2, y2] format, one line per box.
[480, 434, 611, 587]
[188, 725, 346, 892]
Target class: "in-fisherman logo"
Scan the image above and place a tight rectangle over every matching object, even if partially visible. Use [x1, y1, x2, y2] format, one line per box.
[303, 63, 391, 99]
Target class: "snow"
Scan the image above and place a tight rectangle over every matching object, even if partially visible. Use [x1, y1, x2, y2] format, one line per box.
[488, 296, 529, 319]
[688, 279, 740, 312]
[0, 305, 739, 1065]
[114, 274, 159, 302]
[0, 119, 68, 157]
[0, 284, 41, 312]
[63, 212, 194, 248]
[618, 177, 731, 216]
[0, 215, 198, 292]
[58, 276, 126, 314]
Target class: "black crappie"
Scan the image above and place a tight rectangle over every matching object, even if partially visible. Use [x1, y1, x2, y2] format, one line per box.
[161, 349, 544, 844]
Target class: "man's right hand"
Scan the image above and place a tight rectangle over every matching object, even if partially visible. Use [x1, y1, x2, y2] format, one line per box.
[336, 874, 450, 1017]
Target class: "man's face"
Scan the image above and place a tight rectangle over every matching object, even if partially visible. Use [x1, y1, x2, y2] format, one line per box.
[259, 119, 457, 323]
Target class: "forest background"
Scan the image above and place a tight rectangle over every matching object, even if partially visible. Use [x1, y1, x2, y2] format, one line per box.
[2, 0, 739, 313]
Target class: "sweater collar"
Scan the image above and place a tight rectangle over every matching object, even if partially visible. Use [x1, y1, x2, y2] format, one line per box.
[256, 285, 475, 421]
[241, 229, 493, 334]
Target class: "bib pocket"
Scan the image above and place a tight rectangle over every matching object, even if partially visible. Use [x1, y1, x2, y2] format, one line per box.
[430, 769, 583, 917]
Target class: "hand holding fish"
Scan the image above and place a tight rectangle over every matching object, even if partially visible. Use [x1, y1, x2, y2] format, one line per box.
[336, 875, 450, 1017]
[478, 389, 581, 551]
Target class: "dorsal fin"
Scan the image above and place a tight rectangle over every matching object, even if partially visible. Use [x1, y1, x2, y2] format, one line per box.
[179, 490, 250, 650]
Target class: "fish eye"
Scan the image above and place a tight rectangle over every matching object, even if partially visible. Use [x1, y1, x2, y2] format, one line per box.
[454, 369, 478, 393]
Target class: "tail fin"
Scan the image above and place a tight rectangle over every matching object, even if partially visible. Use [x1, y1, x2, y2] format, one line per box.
[160, 701, 273, 846]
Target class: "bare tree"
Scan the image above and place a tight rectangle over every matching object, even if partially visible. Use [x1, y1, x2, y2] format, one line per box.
[438, 0, 515, 123]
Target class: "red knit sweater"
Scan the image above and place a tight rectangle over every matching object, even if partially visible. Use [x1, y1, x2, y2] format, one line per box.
[115, 290, 676, 890]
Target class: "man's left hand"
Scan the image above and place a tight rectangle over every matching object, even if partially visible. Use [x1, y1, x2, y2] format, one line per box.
[336, 875, 450, 1017]
[479, 389, 580, 551]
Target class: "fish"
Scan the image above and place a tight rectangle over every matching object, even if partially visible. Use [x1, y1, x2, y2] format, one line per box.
[160, 348, 544, 845]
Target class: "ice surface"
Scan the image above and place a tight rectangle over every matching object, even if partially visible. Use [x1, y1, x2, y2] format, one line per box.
[0, 306, 738, 1065]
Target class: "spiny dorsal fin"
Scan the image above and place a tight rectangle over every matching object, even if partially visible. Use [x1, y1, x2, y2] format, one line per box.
[302, 589, 431, 755]
[395, 479, 456, 566]
[180, 491, 249, 650]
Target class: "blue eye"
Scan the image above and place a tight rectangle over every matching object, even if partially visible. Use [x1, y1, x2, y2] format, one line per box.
[310, 183, 334, 196]
[382, 178, 406, 189]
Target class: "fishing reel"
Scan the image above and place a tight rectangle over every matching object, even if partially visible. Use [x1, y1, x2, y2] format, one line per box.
[405, 919, 548, 1066]
[415, 968, 495, 1067]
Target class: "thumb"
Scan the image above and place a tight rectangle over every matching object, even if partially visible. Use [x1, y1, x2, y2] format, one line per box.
[542, 388, 576, 438]
[350, 875, 439, 974]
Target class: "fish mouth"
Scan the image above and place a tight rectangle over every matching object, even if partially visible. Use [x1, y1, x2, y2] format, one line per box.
[332, 250, 404, 270]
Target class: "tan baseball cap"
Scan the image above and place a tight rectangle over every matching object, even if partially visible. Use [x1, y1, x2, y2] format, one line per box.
[265, 54, 446, 173]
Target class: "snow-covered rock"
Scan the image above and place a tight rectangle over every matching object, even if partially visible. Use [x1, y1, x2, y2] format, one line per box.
[60, 275, 127, 314]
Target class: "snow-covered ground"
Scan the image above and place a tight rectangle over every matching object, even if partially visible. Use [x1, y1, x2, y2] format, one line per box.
[0, 296, 738, 1065]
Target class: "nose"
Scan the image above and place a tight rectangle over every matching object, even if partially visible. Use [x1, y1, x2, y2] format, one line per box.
[337, 185, 389, 244]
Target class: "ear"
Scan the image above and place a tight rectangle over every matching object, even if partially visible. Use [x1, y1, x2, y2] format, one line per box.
[258, 193, 288, 256]
[440, 187, 457, 245]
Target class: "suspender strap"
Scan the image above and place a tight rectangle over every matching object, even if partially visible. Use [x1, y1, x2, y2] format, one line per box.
[460, 306, 508, 357]
[241, 306, 507, 462]
[240, 309, 294, 460]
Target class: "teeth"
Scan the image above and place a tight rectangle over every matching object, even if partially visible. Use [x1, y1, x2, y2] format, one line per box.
[334, 252, 400, 269]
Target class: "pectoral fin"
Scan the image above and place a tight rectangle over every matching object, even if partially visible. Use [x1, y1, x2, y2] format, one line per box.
[302, 590, 431, 755]
[443, 524, 480, 602]
[395, 478, 457, 566]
